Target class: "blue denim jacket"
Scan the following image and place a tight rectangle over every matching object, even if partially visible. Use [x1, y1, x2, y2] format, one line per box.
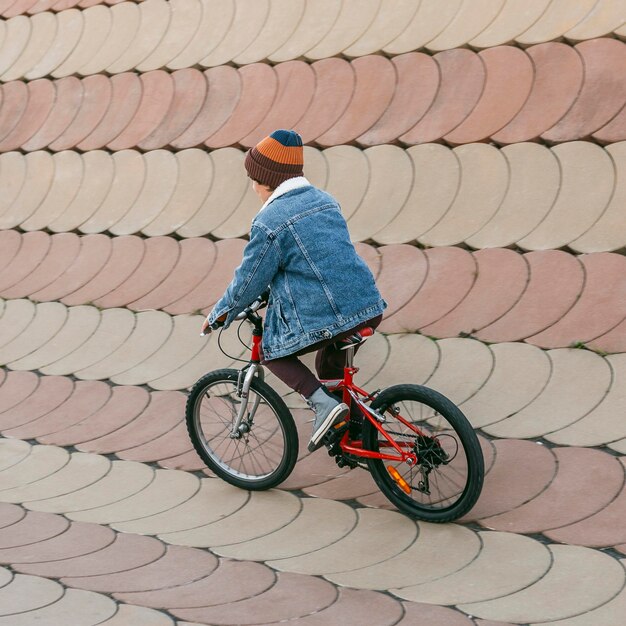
[208, 183, 386, 360]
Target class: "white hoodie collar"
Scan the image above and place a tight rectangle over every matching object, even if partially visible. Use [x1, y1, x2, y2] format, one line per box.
[259, 176, 311, 212]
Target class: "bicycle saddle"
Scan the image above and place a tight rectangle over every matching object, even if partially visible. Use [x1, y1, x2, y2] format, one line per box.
[335, 326, 374, 350]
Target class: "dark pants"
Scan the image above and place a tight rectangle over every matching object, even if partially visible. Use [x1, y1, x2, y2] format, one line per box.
[262, 315, 383, 397]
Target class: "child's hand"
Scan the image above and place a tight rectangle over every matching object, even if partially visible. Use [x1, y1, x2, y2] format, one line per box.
[200, 313, 226, 336]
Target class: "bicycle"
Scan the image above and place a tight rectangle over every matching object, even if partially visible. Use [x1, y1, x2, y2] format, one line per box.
[186, 295, 484, 522]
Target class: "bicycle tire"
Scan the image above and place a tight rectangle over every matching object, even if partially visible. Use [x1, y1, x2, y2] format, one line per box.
[186, 369, 298, 490]
[363, 384, 484, 522]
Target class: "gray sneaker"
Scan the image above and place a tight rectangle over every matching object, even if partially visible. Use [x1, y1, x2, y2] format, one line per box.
[306, 387, 349, 452]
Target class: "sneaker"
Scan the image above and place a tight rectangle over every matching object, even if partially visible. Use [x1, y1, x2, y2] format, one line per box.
[327, 388, 362, 440]
[306, 387, 349, 452]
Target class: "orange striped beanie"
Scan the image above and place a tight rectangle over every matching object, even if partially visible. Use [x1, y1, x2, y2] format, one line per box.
[244, 129, 304, 189]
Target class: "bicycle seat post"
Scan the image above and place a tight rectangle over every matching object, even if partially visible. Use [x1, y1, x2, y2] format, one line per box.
[345, 345, 355, 369]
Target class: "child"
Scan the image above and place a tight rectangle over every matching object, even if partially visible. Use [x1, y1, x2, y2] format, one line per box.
[201, 130, 386, 452]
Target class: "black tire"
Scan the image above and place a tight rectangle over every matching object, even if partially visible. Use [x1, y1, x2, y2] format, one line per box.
[186, 369, 298, 490]
[363, 384, 484, 522]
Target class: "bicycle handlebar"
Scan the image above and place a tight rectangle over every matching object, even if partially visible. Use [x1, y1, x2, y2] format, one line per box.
[234, 292, 269, 321]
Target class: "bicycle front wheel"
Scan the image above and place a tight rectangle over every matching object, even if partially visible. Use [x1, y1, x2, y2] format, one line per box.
[186, 369, 298, 490]
[363, 384, 484, 522]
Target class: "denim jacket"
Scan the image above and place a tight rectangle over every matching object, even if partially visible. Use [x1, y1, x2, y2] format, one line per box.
[208, 182, 386, 360]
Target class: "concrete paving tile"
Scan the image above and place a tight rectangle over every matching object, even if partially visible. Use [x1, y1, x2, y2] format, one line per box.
[0, 573, 63, 615]
[566, 0, 626, 40]
[173, 571, 337, 625]
[294, 58, 355, 144]
[477, 249, 583, 342]
[528, 253, 626, 347]
[469, 0, 550, 48]
[421, 144, 508, 246]
[0, 233, 48, 293]
[316, 55, 396, 146]
[0, 443, 69, 493]
[400, 602, 475, 626]
[322, 145, 368, 223]
[94, 236, 178, 307]
[395, 530, 551, 605]
[587, 316, 626, 355]
[347, 146, 413, 241]
[0, 81, 28, 148]
[358, 52, 439, 146]
[468, 143, 560, 249]
[39, 308, 134, 376]
[35, 234, 112, 302]
[543, 39, 626, 141]
[78, 150, 145, 234]
[516, 0, 597, 44]
[459, 544, 625, 623]
[3, 0, 38, 19]
[303, 467, 378, 501]
[209, 174, 258, 240]
[117, 420, 190, 465]
[159, 489, 300, 548]
[0, 442, 31, 478]
[0, 503, 25, 530]
[0, 370, 42, 417]
[0, 301, 36, 352]
[157, 449, 207, 472]
[206, 63, 278, 148]
[22, 76, 82, 150]
[0, 507, 69, 549]
[97, 603, 175, 626]
[0, 16, 31, 78]
[49, 75, 112, 150]
[593, 100, 626, 144]
[0, 153, 26, 218]
[267, 507, 417, 576]
[401, 48, 485, 144]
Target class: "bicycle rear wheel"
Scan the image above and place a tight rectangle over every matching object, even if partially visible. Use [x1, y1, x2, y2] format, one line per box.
[363, 384, 484, 522]
[186, 369, 298, 490]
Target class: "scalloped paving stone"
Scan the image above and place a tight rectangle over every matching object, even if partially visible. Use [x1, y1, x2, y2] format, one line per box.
[0, 502, 25, 529]
[0, 573, 63, 616]
[0, 508, 68, 549]
[0, 441, 31, 475]
[516, 0, 598, 44]
[0, 231, 20, 274]
[0, 369, 44, 418]
[0, 17, 31, 80]
[0, 153, 26, 218]
[0, 231, 50, 292]
[0, 301, 35, 354]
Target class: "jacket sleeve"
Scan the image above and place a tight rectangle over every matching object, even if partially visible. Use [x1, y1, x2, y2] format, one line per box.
[207, 224, 280, 328]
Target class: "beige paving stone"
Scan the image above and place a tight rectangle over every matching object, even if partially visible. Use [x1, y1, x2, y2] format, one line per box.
[469, 0, 551, 48]
[267, 507, 417, 575]
[516, 0, 597, 44]
[421, 144, 509, 247]
[201, 0, 269, 66]
[0, 439, 31, 473]
[461, 342, 551, 428]
[160, 489, 301, 548]
[328, 520, 480, 589]
[0, 16, 31, 77]
[100, 604, 175, 626]
[49, 150, 114, 233]
[0, 444, 69, 492]
[467, 143, 560, 249]
[0, 153, 26, 219]
[211, 178, 258, 240]
[0, 567, 9, 587]
[138, 0, 201, 71]
[459, 544, 625, 623]
[347, 146, 413, 242]
[485, 348, 612, 438]
[40, 308, 134, 376]
[107, 0, 171, 74]
[373, 144, 461, 244]
[78, 150, 145, 234]
[216, 497, 357, 561]
[395, 531, 550, 605]
[0, 299, 35, 349]
[0, 573, 63, 615]
[303, 146, 328, 188]
[565, 0, 626, 40]
[425, 0, 505, 50]
[323, 146, 369, 223]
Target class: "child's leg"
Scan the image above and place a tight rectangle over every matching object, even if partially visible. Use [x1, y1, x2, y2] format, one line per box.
[261, 355, 320, 398]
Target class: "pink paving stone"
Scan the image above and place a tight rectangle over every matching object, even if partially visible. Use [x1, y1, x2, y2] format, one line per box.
[171, 571, 337, 624]
[48, 74, 112, 151]
[3, 0, 39, 17]
[117, 420, 192, 463]
[1, 232, 80, 299]
[171, 66, 241, 150]
[0, 78, 55, 151]
[398, 602, 475, 626]
[128, 238, 217, 312]
[303, 467, 378, 501]
[93, 236, 179, 308]
[0, 503, 25, 529]
[16, 531, 165, 578]
[593, 101, 626, 143]
[21, 76, 83, 151]
[294, 57, 355, 144]
[315, 55, 396, 147]
[77, 72, 142, 151]
[358, 52, 440, 147]
[354, 242, 382, 279]
[475, 250, 585, 343]
[0, 510, 69, 549]
[115, 559, 275, 609]
[239, 60, 315, 148]
[400, 48, 485, 145]
[527, 253, 626, 348]
[492, 42, 584, 144]
[205, 63, 278, 148]
[65, 545, 218, 593]
[0, 374, 73, 431]
[0, 80, 28, 143]
[51, 385, 150, 448]
[7, 380, 111, 440]
[418, 248, 530, 338]
[61, 235, 145, 307]
[157, 448, 206, 472]
[444, 46, 534, 145]
[481, 447, 625, 534]
[31, 233, 112, 302]
[587, 317, 626, 354]
[0, 231, 50, 291]
[106, 70, 175, 151]
[138, 68, 207, 151]
[0, 229, 21, 271]
[543, 38, 626, 142]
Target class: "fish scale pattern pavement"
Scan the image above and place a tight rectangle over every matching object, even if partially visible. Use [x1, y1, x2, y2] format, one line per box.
[0, 0, 625, 624]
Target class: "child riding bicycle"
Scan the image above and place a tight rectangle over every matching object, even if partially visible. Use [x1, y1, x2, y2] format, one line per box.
[201, 129, 386, 452]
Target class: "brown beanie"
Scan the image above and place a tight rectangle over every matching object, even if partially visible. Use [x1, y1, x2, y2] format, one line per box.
[244, 129, 304, 189]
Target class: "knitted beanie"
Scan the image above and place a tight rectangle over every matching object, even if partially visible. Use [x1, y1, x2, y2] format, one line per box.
[244, 129, 304, 189]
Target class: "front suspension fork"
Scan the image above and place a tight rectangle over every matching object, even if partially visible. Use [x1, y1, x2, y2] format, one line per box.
[229, 364, 263, 438]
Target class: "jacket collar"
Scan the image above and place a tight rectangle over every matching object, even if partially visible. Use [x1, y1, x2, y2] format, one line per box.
[259, 176, 311, 212]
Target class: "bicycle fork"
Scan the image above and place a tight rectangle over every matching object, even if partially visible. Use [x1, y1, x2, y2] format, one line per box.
[229, 364, 262, 438]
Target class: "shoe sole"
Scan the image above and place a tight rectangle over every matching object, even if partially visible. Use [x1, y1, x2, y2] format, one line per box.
[308, 403, 349, 452]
